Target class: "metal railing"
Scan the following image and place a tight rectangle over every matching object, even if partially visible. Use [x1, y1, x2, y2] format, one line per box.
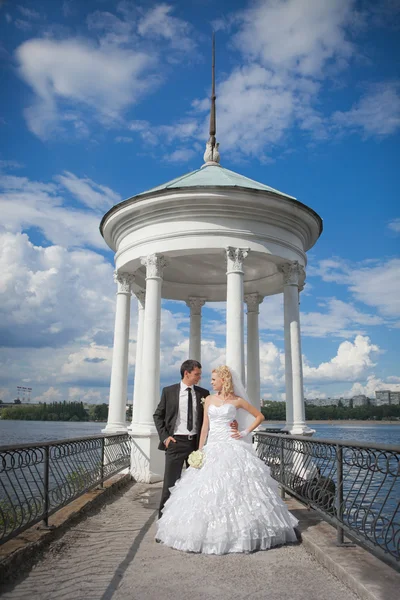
[0, 433, 131, 545]
[255, 432, 400, 568]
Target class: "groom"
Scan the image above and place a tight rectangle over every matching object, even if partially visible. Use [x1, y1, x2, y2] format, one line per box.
[153, 359, 209, 518]
[154, 359, 239, 518]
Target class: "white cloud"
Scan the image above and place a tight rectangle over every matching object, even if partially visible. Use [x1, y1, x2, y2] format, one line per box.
[303, 335, 380, 383]
[259, 294, 382, 338]
[0, 160, 23, 171]
[349, 259, 400, 319]
[34, 386, 63, 403]
[16, 38, 157, 139]
[68, 387, 103, 403]
[0, 171, 113, 248]
[332, 82, 400, 137]
[0, 231, 115, 348]
[344, 375, 400, 398]
[300, 298, 384, 338]
[213, 65, 296, 157]
[164, 149, 197, 163]
[14, 19, 32, 31]
[310, 257, 400, 320]
[154, 64, 324, 159]
[147, 1, 399, 160]
[137, 4, 195, 53]
[260, 341, 285, 387]
[87, 10, 135, 47]
[17, 6, 41, 20]
[233, 0, 356, 78]
[55, 171, 120, 212]
[304, 388, 327, 399]
[388, 219, 400, 233]
[61, 343, 114, 382]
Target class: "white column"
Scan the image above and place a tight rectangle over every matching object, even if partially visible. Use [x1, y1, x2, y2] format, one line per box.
[186, 297, 206, 362]
[280, 261, 313, 435]
[131, 290, 145, 427]
[103, 271, 134, 433]
[225, 247, 249, 384]
[139, 254, 166, 428]
[245, 293, 262, 409]
[129, 254, 167, 483]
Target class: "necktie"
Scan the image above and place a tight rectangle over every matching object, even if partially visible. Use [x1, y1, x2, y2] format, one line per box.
[186, 387, 193, 432]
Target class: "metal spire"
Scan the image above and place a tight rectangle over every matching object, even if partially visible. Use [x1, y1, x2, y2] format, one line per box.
[203, 32, 220, 165]
[209, 31, 216, 147]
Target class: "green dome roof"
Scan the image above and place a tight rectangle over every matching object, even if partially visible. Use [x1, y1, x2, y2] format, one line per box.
[136, 164, 296, 200]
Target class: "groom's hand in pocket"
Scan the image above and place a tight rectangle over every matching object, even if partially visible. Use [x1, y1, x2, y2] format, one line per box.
[164, 436, 177, 449]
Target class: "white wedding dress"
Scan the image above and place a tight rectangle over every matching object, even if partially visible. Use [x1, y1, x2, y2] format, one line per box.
[156, 403, 298, 554]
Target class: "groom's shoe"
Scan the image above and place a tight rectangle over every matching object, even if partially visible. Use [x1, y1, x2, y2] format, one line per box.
[155, 538, 161, 544]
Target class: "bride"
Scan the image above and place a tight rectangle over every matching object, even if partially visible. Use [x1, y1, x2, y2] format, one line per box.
[156, 365, 298, 554]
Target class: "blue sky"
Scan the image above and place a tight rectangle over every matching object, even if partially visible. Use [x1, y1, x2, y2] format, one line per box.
[0, 0, 399, 405]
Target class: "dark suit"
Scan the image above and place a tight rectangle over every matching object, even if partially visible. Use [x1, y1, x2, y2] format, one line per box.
[153, 382, 209, 517]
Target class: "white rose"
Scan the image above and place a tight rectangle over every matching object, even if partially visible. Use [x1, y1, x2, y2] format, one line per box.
[188, 450, 204, 469]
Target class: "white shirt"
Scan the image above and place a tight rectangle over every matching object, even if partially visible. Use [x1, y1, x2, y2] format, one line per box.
[173, 382, 198, 435]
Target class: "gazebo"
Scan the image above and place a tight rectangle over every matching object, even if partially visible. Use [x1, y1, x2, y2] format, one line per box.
[99, 45, 323, 483]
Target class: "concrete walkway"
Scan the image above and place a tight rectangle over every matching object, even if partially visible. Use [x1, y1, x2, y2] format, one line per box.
[0, 482, 359, 600]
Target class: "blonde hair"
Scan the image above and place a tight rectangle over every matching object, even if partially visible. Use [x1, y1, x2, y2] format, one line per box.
[212, 365, 234, 397]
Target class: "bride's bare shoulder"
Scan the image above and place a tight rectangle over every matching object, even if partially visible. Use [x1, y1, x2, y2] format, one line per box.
[233, 396, 246, 406]
[205, 394, 218, 405]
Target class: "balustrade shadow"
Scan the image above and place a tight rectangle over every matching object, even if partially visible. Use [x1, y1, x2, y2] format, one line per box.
[0, 434, 131, 545]
[255, 432, 400, 571]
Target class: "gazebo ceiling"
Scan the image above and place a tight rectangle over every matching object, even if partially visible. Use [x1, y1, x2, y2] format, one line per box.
[130, 250, 293, 302]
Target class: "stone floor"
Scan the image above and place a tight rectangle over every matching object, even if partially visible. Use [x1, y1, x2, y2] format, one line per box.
[0, 482, 359, 600]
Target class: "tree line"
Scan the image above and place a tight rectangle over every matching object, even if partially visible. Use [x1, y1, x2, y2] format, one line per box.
[2, 400, 399, 423]
[261, 401, 400, 421]
[0, 401, 110, 422]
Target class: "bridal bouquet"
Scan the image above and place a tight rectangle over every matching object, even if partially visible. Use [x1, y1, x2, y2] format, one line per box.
[188, 449, 204, 469]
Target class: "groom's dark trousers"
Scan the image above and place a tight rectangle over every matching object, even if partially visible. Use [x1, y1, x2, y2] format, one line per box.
[153, 383, 209, 518]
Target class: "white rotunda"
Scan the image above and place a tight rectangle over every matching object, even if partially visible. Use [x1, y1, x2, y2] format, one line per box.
[100, 44, 323, 483]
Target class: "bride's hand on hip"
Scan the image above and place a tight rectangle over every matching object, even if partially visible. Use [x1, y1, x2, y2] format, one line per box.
[231, 428, 251, 439]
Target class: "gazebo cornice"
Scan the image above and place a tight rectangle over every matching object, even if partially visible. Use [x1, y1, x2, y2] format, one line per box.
[101, 186, 322, 256]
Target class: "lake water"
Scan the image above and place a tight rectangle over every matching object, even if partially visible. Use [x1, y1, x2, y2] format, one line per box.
[1, 419, 400, 447]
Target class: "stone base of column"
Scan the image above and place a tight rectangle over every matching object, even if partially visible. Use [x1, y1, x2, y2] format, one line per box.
[101, 421, 128, 434]
[282, 422, 315, 436]
[128, 425, 164, 483]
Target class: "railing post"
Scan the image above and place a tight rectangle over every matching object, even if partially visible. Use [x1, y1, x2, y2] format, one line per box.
[336, 444, 344, 545]
[280, 437, 285, 499]
[100, 437, 105, 489]
[42, 446, 50, 527]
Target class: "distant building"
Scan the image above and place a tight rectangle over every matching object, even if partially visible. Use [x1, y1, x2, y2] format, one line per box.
[375, 390, 400, 406]
[376, 390, 390, 406]
[305, 397, 350, 407]
[389, 391, 400, 405]
[351, 394, 368, 407]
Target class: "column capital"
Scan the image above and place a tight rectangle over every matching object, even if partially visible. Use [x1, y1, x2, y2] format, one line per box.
[114, 271, 135, 293]
[141, 253, 167, 279]
[186, 297, 206, 315]
[225, 247, 249, 273]
[279, 261, 305, 286]
[134, 289, 146, 308]
[245, 292, 263, 313]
